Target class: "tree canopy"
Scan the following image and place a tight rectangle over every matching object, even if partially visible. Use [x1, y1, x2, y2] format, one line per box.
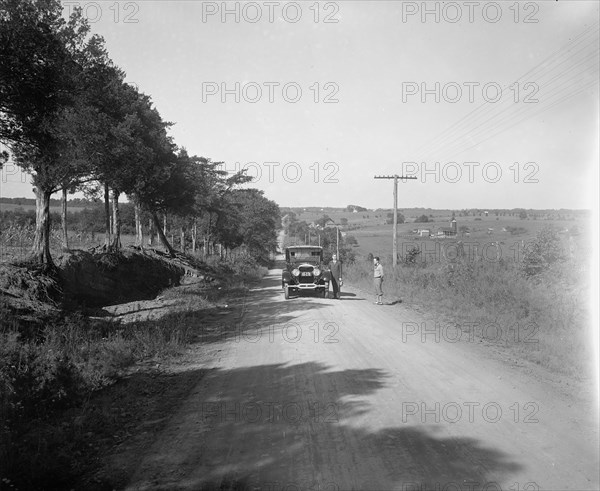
[0, 0, 280, 264]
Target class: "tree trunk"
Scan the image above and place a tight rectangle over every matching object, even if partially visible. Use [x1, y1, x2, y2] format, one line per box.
[191, 221, 197, 253]
[32, 186, 54, 267]
[103, 183, 111, 250]
[111, 189, 122, 250]
[61, 187, 68, 251]
[203, 236, 208, 257]
[152, 212, 176, 257]
[180, 227, 185, 253]
[163, 214, 167, 235]
[134, 203, 141, 247]
[148, 217, 154, 246]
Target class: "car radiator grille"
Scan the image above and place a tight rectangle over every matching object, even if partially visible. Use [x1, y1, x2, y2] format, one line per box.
[297, 266, 315, 284]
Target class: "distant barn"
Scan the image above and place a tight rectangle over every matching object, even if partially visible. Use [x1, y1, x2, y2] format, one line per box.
[436, 218, 457, 237]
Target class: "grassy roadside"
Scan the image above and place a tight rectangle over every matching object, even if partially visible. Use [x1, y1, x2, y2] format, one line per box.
[0, 252, 266, 490]
[344, 233, 591, 381]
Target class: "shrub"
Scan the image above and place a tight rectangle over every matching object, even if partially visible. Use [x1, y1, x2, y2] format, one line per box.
[403, 246, 422, 264]
[505, 226, 527, 236]
[520, 227, 564, 277]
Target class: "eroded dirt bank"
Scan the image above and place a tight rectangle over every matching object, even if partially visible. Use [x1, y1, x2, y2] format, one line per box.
[57, 249, 187, 308]
[0, 248, 214, 317]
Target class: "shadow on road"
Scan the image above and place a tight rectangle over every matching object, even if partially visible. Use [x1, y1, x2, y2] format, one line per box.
[98, 361, 524, 491]
[76, 271, 523, 489]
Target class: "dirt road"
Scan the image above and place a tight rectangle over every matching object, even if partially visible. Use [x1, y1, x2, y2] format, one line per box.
[121, 268, 599, 491]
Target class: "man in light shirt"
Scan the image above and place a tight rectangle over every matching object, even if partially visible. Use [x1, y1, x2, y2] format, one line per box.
[373, 256, 384, 305]
[328, 254, 343, 299]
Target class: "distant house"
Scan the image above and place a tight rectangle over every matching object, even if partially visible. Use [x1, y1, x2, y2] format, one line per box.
[417, 229, 431, 237]
[437, 227, 456, 237]
[436, 218, 457, 237]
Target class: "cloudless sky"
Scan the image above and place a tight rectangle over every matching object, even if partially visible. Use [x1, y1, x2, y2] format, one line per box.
[1, 0, 598, 210]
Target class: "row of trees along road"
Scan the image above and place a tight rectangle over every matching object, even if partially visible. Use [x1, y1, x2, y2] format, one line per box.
[0, 0, 280, 267]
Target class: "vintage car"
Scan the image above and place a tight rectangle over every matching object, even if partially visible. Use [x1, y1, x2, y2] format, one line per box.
[282, 245, 330, 299]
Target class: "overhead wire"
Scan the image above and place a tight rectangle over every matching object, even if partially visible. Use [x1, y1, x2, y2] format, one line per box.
[407, 21, 599, 164]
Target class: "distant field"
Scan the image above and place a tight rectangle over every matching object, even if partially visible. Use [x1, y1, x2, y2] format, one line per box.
[0, 233, 137, 263]
[284, 208, 589, 262]
[350, 216, 588, 262]
[0, 202, 89, 213]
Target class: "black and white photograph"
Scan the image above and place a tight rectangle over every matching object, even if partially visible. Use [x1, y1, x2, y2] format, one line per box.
[0, 1, 598, 489]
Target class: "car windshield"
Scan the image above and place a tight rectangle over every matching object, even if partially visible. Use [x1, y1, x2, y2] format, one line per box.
[287, 250, 322, 264]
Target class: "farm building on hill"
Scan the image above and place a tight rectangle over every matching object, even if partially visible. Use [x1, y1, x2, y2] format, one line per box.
[436, 218, 457, 237]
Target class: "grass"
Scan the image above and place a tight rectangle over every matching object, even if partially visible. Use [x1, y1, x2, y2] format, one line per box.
[345, 235, 592, 379]
[0, 308, 199, 486]
[0, 250, 265, 489]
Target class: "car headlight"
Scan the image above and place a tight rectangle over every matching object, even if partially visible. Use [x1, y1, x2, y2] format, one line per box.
[313, 268, 321, 277]
[292, 269, 300, 277]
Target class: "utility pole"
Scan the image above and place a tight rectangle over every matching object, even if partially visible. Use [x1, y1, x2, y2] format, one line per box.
[325, 218, 340, 258]
[374, 175, 417, 267]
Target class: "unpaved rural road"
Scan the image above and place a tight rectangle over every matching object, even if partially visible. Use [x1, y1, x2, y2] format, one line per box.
[121, 268, 599, 491]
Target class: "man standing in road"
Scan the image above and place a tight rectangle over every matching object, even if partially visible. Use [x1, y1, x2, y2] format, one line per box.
[374, 256, 384, 305]
[328, 254, 343, 299]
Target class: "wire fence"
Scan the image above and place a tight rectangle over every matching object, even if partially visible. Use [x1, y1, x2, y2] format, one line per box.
[0, 227, 108, 262]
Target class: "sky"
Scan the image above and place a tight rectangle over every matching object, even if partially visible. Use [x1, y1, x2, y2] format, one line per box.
[1, 0, 598, 211]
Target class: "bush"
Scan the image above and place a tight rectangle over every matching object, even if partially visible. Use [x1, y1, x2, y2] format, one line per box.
[403, 246, 421, 264]
[520, 227, 564, 277]
[505, 226, 527, 236]
[0, 338, 85, 422]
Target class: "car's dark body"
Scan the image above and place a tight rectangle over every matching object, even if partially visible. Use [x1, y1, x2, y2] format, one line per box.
[282, 246, 330, 299]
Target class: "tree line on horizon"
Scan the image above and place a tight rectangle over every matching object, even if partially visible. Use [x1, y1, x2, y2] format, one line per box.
[0, 0, 280, 267]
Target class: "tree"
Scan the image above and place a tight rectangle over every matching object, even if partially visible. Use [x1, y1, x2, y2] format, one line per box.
[96, 84, 170, 251]
[386, 212, 405, 225]
[315, 214, 332, 228]
[184, 155, 251, 256]
[135, 147, 195, 257]
[345, 235, 358, 246]
[54, 37, 120, 251]
[346, 204, 367, 212]
[235, 189, 280, 256]
[0, 0, 105, 266]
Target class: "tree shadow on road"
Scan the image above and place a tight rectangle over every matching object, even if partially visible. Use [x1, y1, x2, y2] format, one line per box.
[89, 361, 524, 491]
